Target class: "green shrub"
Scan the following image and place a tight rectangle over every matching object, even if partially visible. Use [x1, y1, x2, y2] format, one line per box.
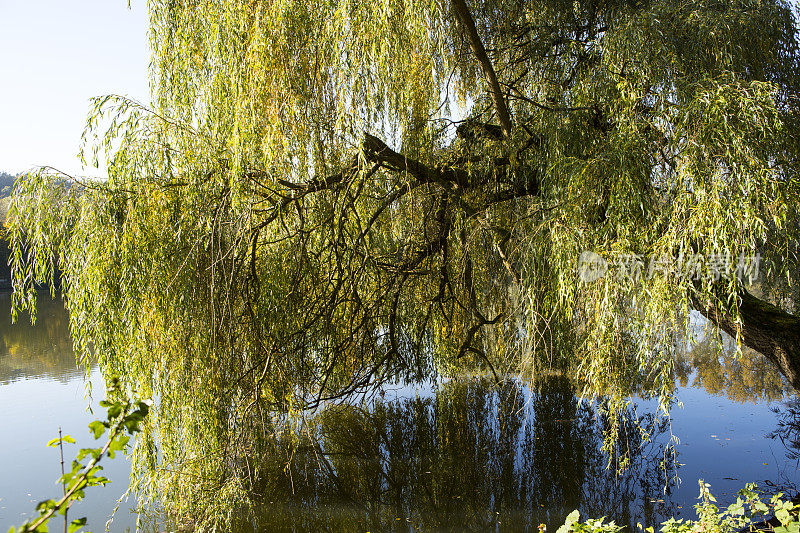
[559, 481, 798, 533]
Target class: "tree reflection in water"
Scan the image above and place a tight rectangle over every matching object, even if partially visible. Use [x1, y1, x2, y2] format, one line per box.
[770, 399, 800, 469]
[0, 294, 77, 384]
[675, 333, 791, 404]
[232, 376, 677, 533]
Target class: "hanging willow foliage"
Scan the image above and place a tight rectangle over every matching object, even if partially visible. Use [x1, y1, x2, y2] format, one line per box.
[8, 0, 800, 527]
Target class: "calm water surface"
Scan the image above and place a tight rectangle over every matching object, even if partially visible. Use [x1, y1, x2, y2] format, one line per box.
[0, 296, 138, 532]
[0, 296, 797, 532]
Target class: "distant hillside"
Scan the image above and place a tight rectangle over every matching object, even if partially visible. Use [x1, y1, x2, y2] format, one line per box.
[0, 172, 18, 228]
[0, 173, 15, 288]
[0, 172, 16, 197]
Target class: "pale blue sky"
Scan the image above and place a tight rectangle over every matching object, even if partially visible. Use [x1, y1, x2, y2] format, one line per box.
[0, 0, 149, 176]
[2, 2, 798, 177]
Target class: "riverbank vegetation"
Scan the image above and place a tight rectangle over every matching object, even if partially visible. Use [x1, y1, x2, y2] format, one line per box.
[10, 382, 151, 533]
[568, 484, 800, 533]
[6, 0, 800, 529]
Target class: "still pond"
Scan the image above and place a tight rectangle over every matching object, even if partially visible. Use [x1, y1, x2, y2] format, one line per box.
[0, 295, 798, 532]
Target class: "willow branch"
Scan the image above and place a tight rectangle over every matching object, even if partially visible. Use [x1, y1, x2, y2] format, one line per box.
[451, 0, 513, 137]
[22, 431, 118, 533]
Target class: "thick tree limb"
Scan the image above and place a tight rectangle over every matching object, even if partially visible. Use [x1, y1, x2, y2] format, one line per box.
[451, 0, 513, 137]
[362, 133, 469, 189]
[693, 289, 800, 390]
[250, 133, 540, 214]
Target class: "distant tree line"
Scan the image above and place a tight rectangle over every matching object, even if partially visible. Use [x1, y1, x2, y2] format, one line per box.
[0, 171, 18, 288]
[0, 172, 16, 198]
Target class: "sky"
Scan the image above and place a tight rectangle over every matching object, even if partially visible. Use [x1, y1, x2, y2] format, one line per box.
[0, 0, 150, 177]
[1, 1, 798, 178]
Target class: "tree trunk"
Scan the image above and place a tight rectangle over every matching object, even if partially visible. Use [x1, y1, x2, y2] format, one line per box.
[694, 289, 800, 390]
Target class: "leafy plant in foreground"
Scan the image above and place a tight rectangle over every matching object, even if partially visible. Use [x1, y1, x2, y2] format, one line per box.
[8, 383, 151, 533]
[558, 481, 799, 533]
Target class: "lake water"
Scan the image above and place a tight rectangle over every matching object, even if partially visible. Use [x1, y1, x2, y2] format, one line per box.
[0, 295, 797, 532]
[0, 295, 140, 532]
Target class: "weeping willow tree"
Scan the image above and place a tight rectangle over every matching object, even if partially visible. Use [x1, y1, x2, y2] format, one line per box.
[8, 0, 800, 526]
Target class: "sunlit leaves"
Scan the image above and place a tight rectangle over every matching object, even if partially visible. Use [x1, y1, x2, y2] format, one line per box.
[655, 483, 800, 533]
[12, 392, 150, 533]
[46, 435, 75, 448]
[7, 0, 800, 530]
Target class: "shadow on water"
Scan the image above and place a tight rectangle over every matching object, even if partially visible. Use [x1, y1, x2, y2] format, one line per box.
[227, 376, 679, 533]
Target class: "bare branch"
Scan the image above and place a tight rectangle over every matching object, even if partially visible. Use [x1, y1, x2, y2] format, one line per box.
[451, 0, 513, 137]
